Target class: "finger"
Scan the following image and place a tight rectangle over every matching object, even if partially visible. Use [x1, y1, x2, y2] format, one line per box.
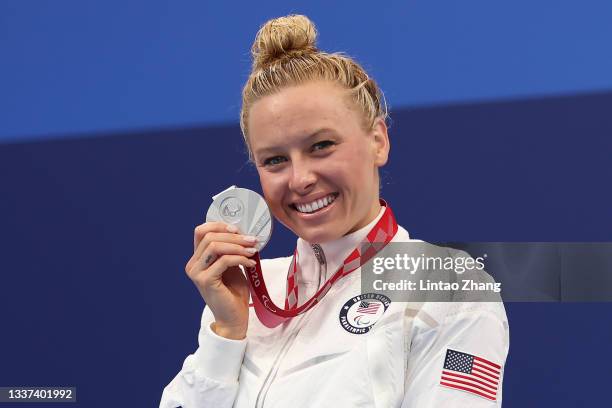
[187, 241, 256, 278]
[197, 254, 256, 284]
[194, 232, 258, 261]
[200, 241, 257, 268]
[193, 222, 240, 251]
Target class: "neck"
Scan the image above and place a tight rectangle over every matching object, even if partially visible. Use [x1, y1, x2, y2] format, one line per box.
[345, 198, 382, 236]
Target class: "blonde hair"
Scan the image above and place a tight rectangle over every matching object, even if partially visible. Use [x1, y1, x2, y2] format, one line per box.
[240, 14, 388, 158]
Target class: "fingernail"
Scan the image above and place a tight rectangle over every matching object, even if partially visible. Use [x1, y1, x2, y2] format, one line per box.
[242, 235, 258, 243]
[247, 260, 257, 267]
[245, 247, 257, 254]
[226, 224, 238, 233]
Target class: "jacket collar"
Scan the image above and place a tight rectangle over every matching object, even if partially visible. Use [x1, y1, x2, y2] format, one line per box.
[295, 206, 401, 285]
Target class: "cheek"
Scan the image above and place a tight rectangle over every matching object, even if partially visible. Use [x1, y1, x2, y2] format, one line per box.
[258, 171, 286, 208]
[329, 144, 374, 180]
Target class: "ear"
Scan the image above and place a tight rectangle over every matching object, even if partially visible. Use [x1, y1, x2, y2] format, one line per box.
[370, 117, 390, 167]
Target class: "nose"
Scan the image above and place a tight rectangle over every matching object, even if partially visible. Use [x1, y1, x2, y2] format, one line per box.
[288, 157, 317, 194]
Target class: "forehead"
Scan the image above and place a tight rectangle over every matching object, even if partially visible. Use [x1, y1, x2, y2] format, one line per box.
[248, 81, 358, 149]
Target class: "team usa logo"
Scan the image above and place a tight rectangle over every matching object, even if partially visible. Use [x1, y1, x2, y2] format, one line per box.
[339, 293, 391, 334]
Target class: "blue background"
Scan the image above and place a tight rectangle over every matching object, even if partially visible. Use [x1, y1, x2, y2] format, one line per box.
[1, 1, 611, 407]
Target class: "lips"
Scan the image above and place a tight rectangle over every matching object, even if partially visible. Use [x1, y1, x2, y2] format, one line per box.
[291, 192, 339, 214]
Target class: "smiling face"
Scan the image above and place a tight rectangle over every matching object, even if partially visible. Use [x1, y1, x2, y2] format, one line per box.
[248, 80, 390, 243]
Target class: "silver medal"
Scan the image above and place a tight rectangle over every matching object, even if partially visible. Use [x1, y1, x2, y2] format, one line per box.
[206, 186, 273, 252]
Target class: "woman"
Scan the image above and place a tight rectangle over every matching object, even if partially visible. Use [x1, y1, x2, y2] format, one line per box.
[161, 15, 509, 407]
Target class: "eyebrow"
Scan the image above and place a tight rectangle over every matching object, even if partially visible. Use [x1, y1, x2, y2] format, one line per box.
[253, 128, 334, 157]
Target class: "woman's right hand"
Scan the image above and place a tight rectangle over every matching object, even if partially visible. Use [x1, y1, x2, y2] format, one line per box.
[185, 222, 258, 340]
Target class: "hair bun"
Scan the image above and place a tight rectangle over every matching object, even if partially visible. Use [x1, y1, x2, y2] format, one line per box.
[251, 14, 318, 69]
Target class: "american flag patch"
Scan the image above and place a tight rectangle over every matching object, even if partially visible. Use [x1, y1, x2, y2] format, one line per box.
[356, 301, 381, 314]
[439, 349, 501, 401]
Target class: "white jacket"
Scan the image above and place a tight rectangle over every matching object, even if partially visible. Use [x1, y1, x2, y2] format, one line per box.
[160, 212, 510, 407]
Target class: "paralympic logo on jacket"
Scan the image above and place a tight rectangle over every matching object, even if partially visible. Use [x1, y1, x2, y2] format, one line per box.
[339, 293, 391, 334]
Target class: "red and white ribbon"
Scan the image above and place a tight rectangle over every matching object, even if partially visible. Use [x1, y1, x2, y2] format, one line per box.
[244, 199, 398, 328]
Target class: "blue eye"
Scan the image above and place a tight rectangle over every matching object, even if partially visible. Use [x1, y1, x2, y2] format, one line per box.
[312, 140, 335, 151]
[263, 156, 286, 166]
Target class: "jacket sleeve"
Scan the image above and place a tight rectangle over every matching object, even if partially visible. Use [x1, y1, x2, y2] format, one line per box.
[401, 303, 510, 407]
[159, 306, 247, 408]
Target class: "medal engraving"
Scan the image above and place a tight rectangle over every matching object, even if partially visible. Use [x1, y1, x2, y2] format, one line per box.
[206, 186, 273, 252]
[220, 196, 245, 223]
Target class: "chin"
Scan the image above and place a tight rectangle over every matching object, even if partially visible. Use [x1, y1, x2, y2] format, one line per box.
[293, 226, 342, 244]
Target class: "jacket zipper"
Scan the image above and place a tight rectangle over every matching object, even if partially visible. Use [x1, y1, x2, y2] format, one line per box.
[254, 244, 327, 408]
[255, 315, 307, 408]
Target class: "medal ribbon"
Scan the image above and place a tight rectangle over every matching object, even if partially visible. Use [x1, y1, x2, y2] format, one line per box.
[244, 199, 398, 328]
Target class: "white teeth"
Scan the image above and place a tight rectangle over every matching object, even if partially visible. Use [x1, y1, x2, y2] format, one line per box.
[295, 194, 337, 214]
